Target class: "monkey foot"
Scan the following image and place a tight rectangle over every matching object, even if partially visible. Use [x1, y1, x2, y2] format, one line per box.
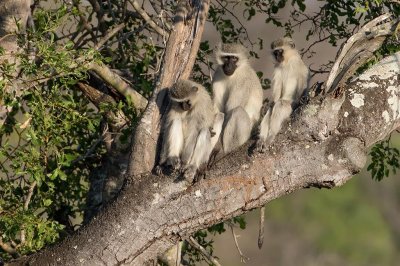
[255, 139, 271, 153]
[166, 156, 181, 171]
[183, 165, 197, 183]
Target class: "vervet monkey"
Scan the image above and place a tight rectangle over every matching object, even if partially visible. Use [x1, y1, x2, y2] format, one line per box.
[212, 43, 263, 153]
[157, 79, 223, 181]
[256, 37, 309, 152]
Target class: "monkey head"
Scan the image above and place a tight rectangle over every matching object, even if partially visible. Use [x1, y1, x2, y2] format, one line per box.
[271, 37, 295, 64]
[215, 43, 249, 76]
[169, 79, 199, 112]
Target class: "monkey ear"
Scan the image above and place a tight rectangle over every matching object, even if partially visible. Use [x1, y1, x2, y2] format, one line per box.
[290, 41, 295, 49]
[191, 86, 199, 93]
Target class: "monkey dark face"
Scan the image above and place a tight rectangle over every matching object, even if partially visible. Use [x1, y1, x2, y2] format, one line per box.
[273, 49, 284, 63]
[222, 56, 238, 76]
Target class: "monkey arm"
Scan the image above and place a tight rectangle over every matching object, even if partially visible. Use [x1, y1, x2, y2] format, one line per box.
[271, 70, 283, 103]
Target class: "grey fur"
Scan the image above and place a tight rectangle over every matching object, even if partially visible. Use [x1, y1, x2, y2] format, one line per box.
[257, 37, 309, 152]
[158, 79, 218, 182]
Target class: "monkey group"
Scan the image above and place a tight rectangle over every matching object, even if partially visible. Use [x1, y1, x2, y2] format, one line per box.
[156, 37, 309, 182]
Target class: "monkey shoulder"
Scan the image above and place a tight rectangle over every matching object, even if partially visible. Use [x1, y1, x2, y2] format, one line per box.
[238, 64, 262, 91]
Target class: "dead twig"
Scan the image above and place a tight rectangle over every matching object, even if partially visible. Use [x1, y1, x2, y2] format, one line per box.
[229, 223, 249, 263]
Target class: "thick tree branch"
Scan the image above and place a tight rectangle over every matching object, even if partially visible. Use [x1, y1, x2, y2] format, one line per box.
[11, 51, 400, 266]
[325, 13, 399, 93]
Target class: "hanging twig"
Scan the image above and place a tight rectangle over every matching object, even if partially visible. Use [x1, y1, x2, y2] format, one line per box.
[20, 181, 37, 245]
[229, 224, 249, 263]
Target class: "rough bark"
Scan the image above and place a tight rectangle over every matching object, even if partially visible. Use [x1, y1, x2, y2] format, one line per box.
[10, 51, 400, 265]
[0, 0, 31, 127]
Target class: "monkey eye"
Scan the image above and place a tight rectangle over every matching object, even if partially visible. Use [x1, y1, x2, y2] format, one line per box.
[231, 56, 238, 62]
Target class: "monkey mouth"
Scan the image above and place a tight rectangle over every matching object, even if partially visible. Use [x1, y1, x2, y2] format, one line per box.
[275, 57, 284, 63]
[223, 67, 236, 76]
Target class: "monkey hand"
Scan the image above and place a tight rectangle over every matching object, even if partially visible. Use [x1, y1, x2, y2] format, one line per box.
[209, 127, 216, 137]
[166, 156, 181, 171]
[183, 165, 197, 183]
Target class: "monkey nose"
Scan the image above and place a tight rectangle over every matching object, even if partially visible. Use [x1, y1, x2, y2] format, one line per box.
[273, 49, 283, 57]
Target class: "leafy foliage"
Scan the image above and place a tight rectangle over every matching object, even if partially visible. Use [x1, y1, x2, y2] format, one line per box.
[368, 138, 400, 181]
[0, 6, 105, 260]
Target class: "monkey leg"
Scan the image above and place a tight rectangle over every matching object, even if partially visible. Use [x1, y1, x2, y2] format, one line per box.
[210, 112, 224, 150]
[222, 107, 252, 153]
[256, 107, 272, 153]
[265, 100, 292, 147]
[183, 128, 212, 183]
[160, 118, 183, 173]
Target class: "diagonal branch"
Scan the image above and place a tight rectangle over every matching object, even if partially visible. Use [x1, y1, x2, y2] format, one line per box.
[87, 62, 148, 110]
[129, 0, 169, 38]
[325, 13, 400, 93]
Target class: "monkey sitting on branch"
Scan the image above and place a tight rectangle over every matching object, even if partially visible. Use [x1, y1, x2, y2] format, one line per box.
[156, 79, 223, 182]
[256, 37, 309, 152]
[212, 43, 263, 154]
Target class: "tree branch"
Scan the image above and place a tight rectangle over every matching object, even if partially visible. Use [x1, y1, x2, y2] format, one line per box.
[325, 13, 399, 93]
[187, 236, 221, 266]
[87, 62, 148, 110]
[129, 0, 169, 38]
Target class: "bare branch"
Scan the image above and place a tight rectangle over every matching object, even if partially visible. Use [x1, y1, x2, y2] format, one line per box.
[325, 13, 399, 92]
[229, 224, 249, 263]
[187, 236, 222, 266]
[129, 0, 169, 38]
[0, 237, 18, 258]
[95, 23, 126, 50]
[87, 62, 148, 110]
